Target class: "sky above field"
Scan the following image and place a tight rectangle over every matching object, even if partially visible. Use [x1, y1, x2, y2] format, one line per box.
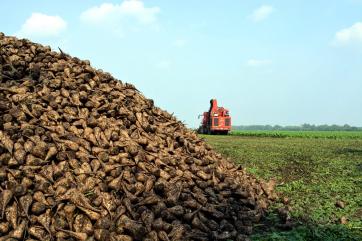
[1, 0, 362, 128]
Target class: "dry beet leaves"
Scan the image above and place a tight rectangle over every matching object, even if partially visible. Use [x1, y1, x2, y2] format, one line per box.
[0, 33, 276, 241]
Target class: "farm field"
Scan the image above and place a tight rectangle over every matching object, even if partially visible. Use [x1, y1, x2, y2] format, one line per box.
[200, 133, 362, 241]
[230, 130, 362, 139]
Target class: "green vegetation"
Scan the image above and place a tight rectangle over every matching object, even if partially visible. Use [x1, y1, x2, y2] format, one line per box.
[233, 124, 362, 131]
[230, 130, 362, 139]
[200, 134, 362, 241]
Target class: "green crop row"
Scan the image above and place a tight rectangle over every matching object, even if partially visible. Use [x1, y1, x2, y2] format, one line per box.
[229, 130, 362, 139]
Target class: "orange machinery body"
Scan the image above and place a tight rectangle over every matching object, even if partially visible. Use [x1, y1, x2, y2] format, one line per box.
[198, 99, 231, 134]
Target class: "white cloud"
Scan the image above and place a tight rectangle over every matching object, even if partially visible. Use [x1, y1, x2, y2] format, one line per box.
[246, 59, 272, 67]
[250, 5, 274, 22]
[80, 0, 160, 34]
[17, 13, 67, 38]
[173, 39, 187, 48]
[332, 22, 362, 46]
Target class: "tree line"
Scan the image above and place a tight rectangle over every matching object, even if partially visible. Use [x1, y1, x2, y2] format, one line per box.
[232, 124, 362, 131]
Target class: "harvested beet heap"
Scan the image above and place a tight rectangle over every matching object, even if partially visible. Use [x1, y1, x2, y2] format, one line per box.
[0, 33, 275, 241]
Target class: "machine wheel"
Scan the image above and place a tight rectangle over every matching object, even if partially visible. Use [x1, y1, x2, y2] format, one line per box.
[212, 130, 229, 135]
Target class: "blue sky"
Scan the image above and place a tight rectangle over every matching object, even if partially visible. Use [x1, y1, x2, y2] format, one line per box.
[1, 0, 362, 127]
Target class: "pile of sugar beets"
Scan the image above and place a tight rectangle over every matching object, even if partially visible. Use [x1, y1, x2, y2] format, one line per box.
[0, 33, 276, 241]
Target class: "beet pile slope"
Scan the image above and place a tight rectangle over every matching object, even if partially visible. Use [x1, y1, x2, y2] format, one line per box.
[0, 33, 275, 241]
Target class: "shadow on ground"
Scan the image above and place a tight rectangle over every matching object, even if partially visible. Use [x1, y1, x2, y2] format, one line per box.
[250, 210, 362, 241]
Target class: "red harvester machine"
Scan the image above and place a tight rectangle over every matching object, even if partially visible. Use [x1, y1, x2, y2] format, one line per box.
[198, 99, 231, 134]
